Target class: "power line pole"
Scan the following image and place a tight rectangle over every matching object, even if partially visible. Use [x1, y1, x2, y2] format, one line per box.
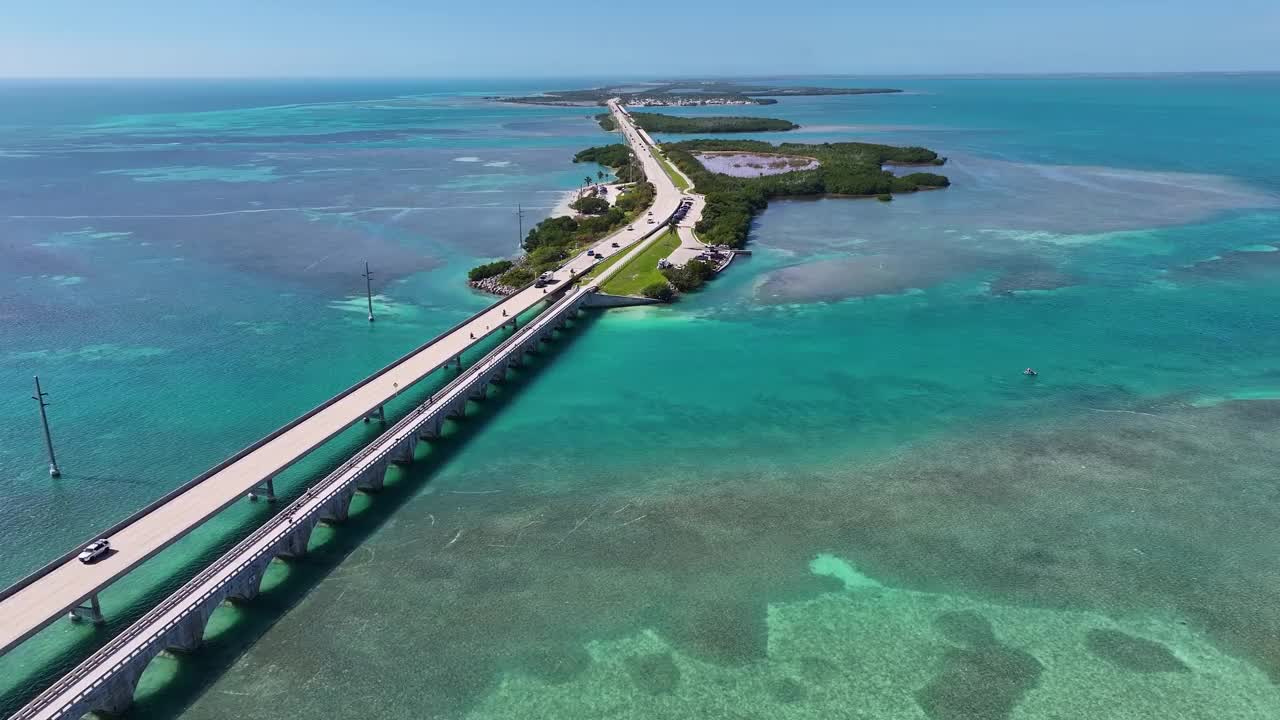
[32, 375, 61, 477]
[517, 204, 525, 253]
[362, 261, 375, 323]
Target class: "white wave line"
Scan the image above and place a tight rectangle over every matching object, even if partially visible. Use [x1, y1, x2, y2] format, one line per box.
[1087, 408, 1197, 428]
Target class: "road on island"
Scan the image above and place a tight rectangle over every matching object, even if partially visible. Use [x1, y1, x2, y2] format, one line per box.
[0, 97, 684, 659]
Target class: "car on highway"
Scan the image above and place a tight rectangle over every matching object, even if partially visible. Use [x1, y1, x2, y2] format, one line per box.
[586, 249, 595, 257]
[78, 539, 110, 564]
[647, 218, 655, 224]
[627, 226, 634, 231]
[611, 241, 620, 248]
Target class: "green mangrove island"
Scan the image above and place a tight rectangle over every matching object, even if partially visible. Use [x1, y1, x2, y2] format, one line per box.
[493, 80, 901, 107]
[666, 139, 948, 249]
[596, 112, 799, 133]
[467, 145, 654, 294]
[468, 136, 949, 302]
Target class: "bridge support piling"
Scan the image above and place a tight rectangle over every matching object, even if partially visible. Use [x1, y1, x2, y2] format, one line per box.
[420, 417, 442, 439]
[226, 559, 271, 603]
[68, 593, 104, 624]
[248, 477, 276, 502]
[166, 611, 209, 653]
[362, 405, 385, 424]
[278, 523, 312, 558]
[388, 438, 414, 466]
[322, 488, 356, 523]
[92, 664, 147, 718]
[356, 459, 387, 491]
[454, 355, 463, 370]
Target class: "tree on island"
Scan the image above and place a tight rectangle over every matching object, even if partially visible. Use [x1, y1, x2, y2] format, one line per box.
[570, 196, 611, 215]
[598, 170, 605, 182]
[641, 281, 675, 302]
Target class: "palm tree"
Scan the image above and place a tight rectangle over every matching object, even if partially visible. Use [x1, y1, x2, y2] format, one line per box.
[584, 175, 592, 188]
[597, 170, 605, 182]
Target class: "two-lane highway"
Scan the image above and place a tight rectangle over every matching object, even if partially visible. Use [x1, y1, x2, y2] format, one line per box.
[0, 97, 683, 658]
[9, 99, 688, 720]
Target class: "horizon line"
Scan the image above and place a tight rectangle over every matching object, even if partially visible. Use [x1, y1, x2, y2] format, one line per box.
[0, 70, 1278, 82]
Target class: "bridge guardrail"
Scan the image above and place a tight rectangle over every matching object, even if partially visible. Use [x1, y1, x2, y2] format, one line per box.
[3, 100, 666, 614]
[13, 100, 660, 717]
[14, 287, 590, 720]
[0, 279, 540, 608]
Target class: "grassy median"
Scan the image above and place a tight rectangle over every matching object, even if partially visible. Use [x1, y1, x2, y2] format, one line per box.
[600, 230, 681, 296]
[657, 154, 691, 192]
[580, 238, 642, 283]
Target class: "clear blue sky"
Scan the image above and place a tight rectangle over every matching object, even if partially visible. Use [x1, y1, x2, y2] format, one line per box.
[3, 0, 1277, 78]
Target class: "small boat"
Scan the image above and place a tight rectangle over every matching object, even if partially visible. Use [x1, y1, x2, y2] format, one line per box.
[1023, 368, 1038, 377]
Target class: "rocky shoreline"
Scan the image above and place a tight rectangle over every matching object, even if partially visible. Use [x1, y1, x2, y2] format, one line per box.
[469, 276, 518, 296]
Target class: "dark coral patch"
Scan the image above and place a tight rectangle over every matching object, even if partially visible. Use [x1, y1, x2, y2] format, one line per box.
[799, 655, 841, 680]
[626, 652, 681, 695]
[935, 610, 996, 647]
[769, 677, 807, 704]
[988, 268, 1077, 295]
[916, 643, 1044, 720]
[1086, 629, 1188, 673]
[515, 642, 591, 684]
[663, 599, 768, 666]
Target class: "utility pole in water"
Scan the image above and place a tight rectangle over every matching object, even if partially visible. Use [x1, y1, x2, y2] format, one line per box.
[363, 261, 375, 323]
[32, 375, 61, 477]
[517, 204, 525, 253]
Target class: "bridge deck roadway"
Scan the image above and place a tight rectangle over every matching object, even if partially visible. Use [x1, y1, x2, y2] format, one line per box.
[0, 97, 681, 658]
[10, 97, 684, 720]
[12, 282, 595, 720]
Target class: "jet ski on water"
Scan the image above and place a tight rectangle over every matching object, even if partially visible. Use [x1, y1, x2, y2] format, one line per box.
[1023, 367, 1038, 377]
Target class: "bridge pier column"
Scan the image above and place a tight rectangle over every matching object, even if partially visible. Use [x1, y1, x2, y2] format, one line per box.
[454, 355, 463, 370]
[226, 555, 274, 602]
[248, 477, 276, 502]
[322, 488, 356, 523]
[420, 417, 442, 439]
[166, 611, 209, 653]
[68, 593, 104, 624]
[391, 438, 415, 465]
[90, 662, 147, 718]
[362, 405, 385, 424]
[357, 459, 388, 491]
[278, 523, 312, 558]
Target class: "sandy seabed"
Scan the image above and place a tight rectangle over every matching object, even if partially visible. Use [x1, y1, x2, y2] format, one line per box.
[172, 398, 1280, 720]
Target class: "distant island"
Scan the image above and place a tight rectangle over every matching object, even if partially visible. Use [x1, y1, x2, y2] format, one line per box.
[471, 83, 946, 301]
[492, 80, 901, 107]
[596, 112, 799, 133]
[663, 139, 948, 248]
[468, 137, 949, 297]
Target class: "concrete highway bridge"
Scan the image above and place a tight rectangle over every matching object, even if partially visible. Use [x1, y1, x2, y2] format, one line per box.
[5, 99, 683, 720]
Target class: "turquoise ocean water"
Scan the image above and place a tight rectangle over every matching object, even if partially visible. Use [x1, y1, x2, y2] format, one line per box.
[2, 75, 1280, 718]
